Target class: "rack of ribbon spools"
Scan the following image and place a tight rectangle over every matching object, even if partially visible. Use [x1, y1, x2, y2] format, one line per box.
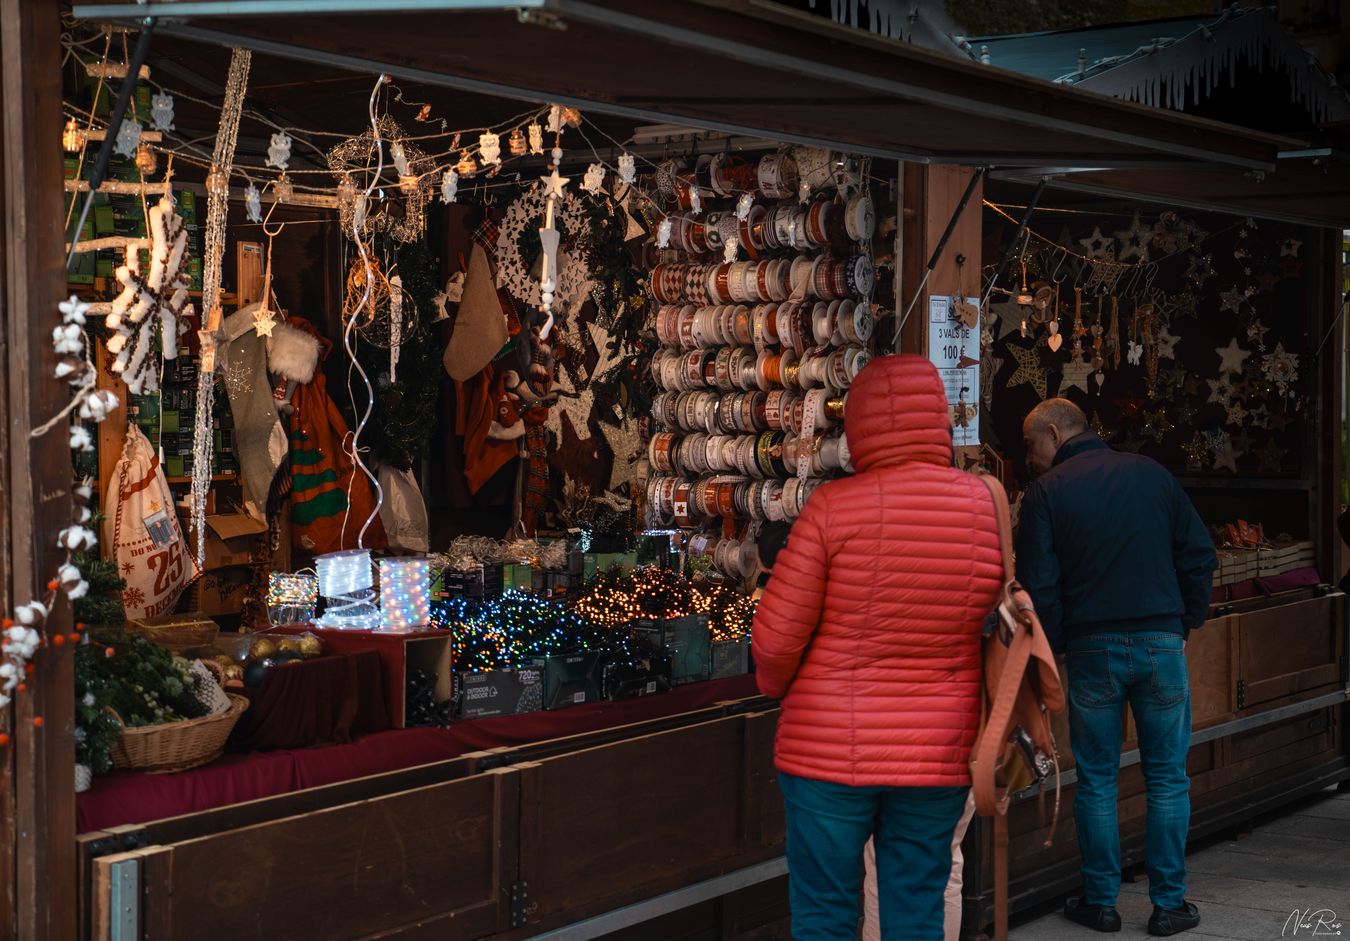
[641, 148, 878, 579]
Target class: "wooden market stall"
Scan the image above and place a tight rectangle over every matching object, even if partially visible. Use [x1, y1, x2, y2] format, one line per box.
[2, 2, 1348, 940]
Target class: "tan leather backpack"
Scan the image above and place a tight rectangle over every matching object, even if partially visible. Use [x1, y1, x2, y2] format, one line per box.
[972, 473, 1066, 941]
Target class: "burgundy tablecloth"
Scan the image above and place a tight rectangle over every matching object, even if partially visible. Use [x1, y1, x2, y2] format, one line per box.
[229, 651, 390, 752]
[77, 674, 761, 833]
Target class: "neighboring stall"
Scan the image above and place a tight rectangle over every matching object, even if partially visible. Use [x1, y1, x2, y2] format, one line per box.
[1, 3, 1346, 940]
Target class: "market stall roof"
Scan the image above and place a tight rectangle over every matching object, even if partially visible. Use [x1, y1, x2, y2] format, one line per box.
[70, 0, 1296, 172]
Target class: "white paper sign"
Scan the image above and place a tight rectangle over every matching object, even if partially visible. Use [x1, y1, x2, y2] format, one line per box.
[927, 296, 981, 447]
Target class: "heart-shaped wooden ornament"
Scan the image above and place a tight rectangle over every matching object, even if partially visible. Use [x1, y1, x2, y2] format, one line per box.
[1047, 333, 1064, 352]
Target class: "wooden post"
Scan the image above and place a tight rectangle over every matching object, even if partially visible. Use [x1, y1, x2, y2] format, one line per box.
[1, 0, 79, 938]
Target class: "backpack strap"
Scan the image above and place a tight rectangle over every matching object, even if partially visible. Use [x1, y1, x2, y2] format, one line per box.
[979, 471, 1015, 583]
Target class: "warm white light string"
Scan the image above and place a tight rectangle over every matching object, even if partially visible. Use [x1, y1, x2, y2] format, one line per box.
[339, 73, 389, 550]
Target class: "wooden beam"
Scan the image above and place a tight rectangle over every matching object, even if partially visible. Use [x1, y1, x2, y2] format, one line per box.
[1, 0, 78, 938]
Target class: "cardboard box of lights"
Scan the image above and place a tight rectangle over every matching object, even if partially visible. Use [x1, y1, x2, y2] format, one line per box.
[642, 149, 878, 580]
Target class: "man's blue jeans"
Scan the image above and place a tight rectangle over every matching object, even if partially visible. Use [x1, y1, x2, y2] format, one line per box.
[1066, 632, 1192, 910]
[778, 771, 968, 941]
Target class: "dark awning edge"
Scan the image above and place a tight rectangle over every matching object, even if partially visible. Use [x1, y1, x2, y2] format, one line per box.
[68, 0, 1297, 172]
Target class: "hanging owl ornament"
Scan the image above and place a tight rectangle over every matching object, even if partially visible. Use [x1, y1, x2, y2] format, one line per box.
[244, 183, 262, 223]
[441, 168, 459, 205]
[618, 153, 636, 185]
[115, 119, 141, 159]
[581, 163, 606, 194]
[266, 131, 292, 171]
[479, 132, 502, 168]
[150, 93, 175, 133]
[105, 195, 194, 394]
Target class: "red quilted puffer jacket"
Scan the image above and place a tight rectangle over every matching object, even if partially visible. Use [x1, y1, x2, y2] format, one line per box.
[751, 354, 1003, 787]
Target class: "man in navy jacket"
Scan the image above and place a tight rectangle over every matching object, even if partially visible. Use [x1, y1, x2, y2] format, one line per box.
[1017, 399, 1216, 938]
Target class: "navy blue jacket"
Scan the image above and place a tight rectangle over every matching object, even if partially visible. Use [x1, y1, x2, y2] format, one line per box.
[1015, 432, 1217, 653]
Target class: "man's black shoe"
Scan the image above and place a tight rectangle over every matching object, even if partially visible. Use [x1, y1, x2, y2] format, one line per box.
[1148, 901, 1200, 936]
[1064, 896, 1123, 932]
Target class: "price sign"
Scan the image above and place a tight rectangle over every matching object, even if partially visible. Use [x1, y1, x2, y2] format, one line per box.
[927, 296, 981, 447]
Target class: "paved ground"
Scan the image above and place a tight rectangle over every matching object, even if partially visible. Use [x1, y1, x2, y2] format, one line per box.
[1009, 787, 1350, 941]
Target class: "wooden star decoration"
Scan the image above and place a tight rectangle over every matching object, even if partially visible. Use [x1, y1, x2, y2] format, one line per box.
[252, 307, 277, 338]
[1078, 226, 1114, 259]
[1230, 430, 1254, 458]
[989, 300, 1027, 341]
[1225, 401, 1249, 426]
[1246, 320, 1269, 349]
[1255, 438, 1286, 473]
[1172, 292, 1199, 320]
[1249, 405, 1270, 428]
[540, 168, 571, 200]
[1059, 353, 1094, 396]
[1214, 337, 1251, 374]
[1280, 238, 1302, 258]
[1005, 341, 1048, 400]
[1155, 326, 1181, 361]
[598, 418, 641, 498]
[1218, 286, 1249, 315]
[1113, 213, 1153, 263]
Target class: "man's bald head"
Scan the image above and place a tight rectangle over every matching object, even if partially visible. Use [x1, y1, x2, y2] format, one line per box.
[1025, 399, 1088, 436]
[1023, 398, 1089, 476]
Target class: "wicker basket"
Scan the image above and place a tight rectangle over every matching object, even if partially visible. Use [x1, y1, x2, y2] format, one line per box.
[124, 613, 219, 653]
[108, 694, 249, 774]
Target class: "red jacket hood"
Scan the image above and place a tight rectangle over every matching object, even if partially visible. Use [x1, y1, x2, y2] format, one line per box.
[845, 354, 952, 473]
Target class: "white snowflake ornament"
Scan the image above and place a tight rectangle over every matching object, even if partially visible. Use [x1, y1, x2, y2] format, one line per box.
[479, 132, 502, 167]
[114, 119, 141, 159]
[266, 132, 292, 171]
[581, 163, 606, 193]
[441, 168, 459, 204]
[150, 93, 175, 132]
[618, 153, 636, 185]
[244, 183, 262, 223]
[657, 217, 672, 249]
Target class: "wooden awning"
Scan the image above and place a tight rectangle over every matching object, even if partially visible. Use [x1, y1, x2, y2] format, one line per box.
[71, 0, 1293, 171]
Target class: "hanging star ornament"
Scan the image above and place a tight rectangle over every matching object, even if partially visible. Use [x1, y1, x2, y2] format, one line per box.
[1186, 254, 1215, 289]
[1141, 408, 1173, 443]
[1225, 401, 1249, 426]
[1078, 226, 1113, 259]
[1005, 341, 1048, 400]
[1182, 434, 1209, 469]
[1113, 213, 1153, 263]
[1206, 375, 1236, 405]
[990, 299, 1027, 341]
[1246, 319, 1269, 349]
[1261, 343, 1300, 397]
[1213, 440, 1238, 474]
[1215, 337, 1251, 374]
[540, 168, 571, 200]
[1155, 326, 1180, 361]
[1218, 286, 1250, 316]
[252, 306, 277, 338]
[1280, 238, 1303, 258]
[1059, 353, 1093, 395]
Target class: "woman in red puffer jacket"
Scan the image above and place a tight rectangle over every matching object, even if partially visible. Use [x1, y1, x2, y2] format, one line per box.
[752, 354, 1002, 941]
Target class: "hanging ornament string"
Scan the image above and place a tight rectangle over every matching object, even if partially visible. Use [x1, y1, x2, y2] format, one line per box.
[339, 73, 389, 550]
[189, 47, 251, 568]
